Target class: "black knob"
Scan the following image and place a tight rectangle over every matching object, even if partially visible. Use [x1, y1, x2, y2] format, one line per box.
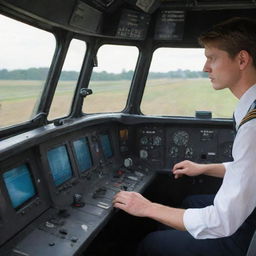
[72, 193, 85, 207]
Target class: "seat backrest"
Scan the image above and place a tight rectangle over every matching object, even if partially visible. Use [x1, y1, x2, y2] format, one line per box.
[246, 231, 256, 256]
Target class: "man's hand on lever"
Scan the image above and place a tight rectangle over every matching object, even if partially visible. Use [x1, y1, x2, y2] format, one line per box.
[172, 160, 205, 179]
[112, 190, 186, 231]
[112, 191, 151, 217]
[172, 160, 226, 179]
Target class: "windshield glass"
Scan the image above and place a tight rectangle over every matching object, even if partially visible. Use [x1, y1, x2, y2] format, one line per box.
[140, 48, 238, 118]
[83, 45, 139, 113]
[0, 14, 55, 128]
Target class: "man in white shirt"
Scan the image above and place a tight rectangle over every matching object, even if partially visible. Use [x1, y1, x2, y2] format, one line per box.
[113, 17, 256, 255]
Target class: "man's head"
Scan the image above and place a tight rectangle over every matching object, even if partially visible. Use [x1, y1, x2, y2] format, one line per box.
[199, 17, 256, 67]
[199, 17, 256, 96]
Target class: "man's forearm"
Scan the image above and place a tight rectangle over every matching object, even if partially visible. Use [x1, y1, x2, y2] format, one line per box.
[203, 163, 226, 178]
[144, 203, 186, 231]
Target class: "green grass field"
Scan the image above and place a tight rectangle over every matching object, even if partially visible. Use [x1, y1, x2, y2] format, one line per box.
[141, 78, 238, 117]
[0, 78, 238, 128]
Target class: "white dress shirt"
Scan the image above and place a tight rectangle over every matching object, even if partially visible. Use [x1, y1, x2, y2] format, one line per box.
[183, 84, 256, 239]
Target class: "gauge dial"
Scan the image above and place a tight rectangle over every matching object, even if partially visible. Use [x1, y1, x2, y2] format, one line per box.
[140, 136, 148, 145]
[169, 146, 179, 158]
[185, 147, 193, 159]
[153, 136, 162, 146]
[140, 149, 148, 159]
[173, 131, 189, 146]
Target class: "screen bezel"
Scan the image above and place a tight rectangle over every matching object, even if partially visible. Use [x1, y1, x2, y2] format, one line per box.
[72, 137, 93, 173]
[1, 161, 37, 211]
[46, 144, 74, 187]
[99, 132, 114, 159]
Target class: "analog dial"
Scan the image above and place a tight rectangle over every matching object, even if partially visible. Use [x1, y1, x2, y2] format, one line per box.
[173, 131, 189, 146]
[140, 136, 148, 145]
[185, 147, 193, 159]
[169, 146, 179, 158]
[153, 136, 162, 146]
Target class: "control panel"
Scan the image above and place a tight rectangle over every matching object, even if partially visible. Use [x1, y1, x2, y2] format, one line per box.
[8, 161, 154, 256]
[0, 119, 234, 255]
[136, 124, 234, 169]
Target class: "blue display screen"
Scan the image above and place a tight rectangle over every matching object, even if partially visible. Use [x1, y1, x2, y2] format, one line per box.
[3, 164, 36, 209]
[47, 145, 73, 186]
[73, 138, 93, 172]
[100, 134, 113, 158]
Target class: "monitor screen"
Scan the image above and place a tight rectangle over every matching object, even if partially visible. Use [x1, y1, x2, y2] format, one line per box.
[47, 145, 73, 186]
[3, 164, 36, 209]
[73, 138, 93, 172]
[100, 134, 113, 158]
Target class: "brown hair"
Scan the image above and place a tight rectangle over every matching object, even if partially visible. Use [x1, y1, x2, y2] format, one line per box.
[198, 17, 256, 67]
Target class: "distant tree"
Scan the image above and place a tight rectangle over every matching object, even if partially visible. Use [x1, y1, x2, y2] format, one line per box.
[0, 68, 207, 80]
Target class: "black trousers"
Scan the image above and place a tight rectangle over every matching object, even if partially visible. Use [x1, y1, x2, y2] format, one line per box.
[136, 194, 255, 256]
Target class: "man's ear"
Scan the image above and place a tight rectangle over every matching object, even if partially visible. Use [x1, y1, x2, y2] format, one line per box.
[238, 50, 250, 70]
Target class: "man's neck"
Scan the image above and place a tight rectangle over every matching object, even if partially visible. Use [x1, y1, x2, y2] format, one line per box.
[230, 72, 256, 99]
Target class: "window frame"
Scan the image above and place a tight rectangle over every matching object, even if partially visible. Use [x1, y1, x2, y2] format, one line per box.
[47, 38, 87, 121]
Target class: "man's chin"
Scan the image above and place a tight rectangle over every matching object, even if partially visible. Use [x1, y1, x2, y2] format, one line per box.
[211, 82, 223, 90]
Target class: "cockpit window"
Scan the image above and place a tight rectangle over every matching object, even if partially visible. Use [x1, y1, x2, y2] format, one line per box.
[82, 45, 139, 113]
[48, 39, 86, 120]
[140, 48, 238, 118]
[0, 14, 55, 129]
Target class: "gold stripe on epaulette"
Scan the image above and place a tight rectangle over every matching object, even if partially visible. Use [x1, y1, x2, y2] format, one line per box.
[245, 109, 256, 117]
[238, 110, 256, 129]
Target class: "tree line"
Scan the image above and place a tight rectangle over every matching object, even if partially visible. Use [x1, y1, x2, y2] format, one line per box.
[0, 68, 207, 81]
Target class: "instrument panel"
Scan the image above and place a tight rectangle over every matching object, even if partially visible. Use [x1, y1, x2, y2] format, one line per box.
[0, 117, 234, 255]
[136, 124, 234, 170]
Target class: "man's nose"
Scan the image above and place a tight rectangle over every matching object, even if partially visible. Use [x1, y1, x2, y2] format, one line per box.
[203, 62, 210, 73]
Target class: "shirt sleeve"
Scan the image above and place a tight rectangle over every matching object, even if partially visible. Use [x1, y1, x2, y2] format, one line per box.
[183, 121, 256, 239]
[222, 161, 231, 170]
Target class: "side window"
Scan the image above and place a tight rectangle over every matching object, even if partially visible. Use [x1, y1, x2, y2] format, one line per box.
[0, 14, 55, 128]
[82, 45, 139, 113]
[48, 39, 86, 120]
[140, 48, 237, 118]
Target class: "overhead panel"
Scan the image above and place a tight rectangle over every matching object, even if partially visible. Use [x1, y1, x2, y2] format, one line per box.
[115, 9, 151, 40]
[154, 10, 185, 40]
[69, 1, 103, 33]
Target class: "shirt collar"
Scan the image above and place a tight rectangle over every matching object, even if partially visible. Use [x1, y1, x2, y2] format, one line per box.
[234, 84, 256, 129]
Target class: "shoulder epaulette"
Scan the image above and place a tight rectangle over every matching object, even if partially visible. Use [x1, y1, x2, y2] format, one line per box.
[238, 101, 256, 130]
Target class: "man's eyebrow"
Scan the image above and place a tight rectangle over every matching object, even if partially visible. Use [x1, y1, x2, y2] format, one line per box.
[205, 53, 214, 58]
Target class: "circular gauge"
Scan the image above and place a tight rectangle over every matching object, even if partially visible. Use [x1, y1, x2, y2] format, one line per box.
[185, 147, 193, 159]
[173, 131, 189, 146]
[140, 136, 148, 145]
[170, 146, 179, 158]
[153, 136, 162, 146]
[124, 158, 133, 168]
[140, 149, 148, 159]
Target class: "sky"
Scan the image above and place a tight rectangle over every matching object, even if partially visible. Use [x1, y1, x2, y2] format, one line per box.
[0, 14, 206, 73]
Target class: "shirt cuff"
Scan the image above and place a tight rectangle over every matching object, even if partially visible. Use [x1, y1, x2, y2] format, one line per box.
[183, 208, 206, 239]
[222, 162, 231, 170]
